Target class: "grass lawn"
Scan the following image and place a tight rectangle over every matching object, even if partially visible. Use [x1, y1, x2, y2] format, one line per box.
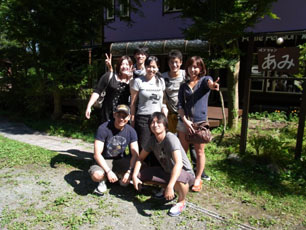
[195, 113, 306, 229]
[0, 135, 57, 168]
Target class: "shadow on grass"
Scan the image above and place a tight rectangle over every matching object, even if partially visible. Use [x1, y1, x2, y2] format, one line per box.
[51, 152, 172, 216]
[49, 149, 94, 193]
[50, 149, 93, 170]
[64, 169, 97, 195]
[50, 151, 96, 195]
[108, 183, 172, 217]
[64, 167, 172, 216]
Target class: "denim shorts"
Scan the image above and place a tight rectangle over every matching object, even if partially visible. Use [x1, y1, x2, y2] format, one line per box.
[176, 119, 188, 133]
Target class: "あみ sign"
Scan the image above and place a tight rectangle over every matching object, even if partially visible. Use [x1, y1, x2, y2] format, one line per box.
[257, 47, 299, 74]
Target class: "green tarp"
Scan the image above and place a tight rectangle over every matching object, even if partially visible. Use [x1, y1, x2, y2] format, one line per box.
[110, 39, 209, 56]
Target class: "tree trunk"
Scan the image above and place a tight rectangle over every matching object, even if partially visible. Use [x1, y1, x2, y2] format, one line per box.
[227, 60, 240, 129]
[52, 88, 62, 120]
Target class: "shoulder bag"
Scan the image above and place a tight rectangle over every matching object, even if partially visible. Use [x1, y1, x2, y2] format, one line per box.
[183, 85, 212, 144]
[93, 72, 113, 109]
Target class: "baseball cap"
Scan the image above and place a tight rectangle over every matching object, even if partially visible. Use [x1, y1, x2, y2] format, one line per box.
[114, 104, 130, 115]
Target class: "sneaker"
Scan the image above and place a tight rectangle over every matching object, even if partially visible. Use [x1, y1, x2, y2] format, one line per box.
[168, 202, 186, 217]
[94, 180, 107, 195]
[201, 172, 211, 181]
[154, 188, 165, 199]
[154, 188, 177, 202]
[194, 169, 211, 181]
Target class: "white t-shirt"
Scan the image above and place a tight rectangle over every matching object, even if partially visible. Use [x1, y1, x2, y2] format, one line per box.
[131, 75, 165, 115]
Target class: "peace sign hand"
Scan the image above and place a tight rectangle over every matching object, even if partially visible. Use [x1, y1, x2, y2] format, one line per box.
[208, 77, 220, 91]
[105, 53, 113, 72]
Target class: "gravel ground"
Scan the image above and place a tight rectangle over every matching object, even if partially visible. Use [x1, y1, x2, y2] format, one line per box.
[0, 117, 224, 229]
[0, 164, 211, 230]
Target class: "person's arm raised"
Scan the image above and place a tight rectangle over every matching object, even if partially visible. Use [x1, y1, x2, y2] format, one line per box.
[105, 53, 113, 72]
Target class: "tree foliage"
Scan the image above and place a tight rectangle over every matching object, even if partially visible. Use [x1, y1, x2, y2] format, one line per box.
[167, 0, 277, 54]
[167, 0, 277, 128]
[0, 0, 141, 118]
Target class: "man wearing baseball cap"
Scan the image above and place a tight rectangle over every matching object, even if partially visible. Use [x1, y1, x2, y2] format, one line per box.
[88, 104, 139, 195]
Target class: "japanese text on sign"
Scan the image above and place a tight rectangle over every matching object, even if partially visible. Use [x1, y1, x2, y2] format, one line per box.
[257, 47, 299, 74]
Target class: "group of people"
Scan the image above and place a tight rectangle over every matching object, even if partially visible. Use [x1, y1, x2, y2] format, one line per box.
[85, 47, 219, 216]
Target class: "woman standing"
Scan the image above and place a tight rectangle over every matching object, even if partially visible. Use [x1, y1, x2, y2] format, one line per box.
[85, 55, 133, 123]
[130, 56, 168, 152]
[177, 56, 219, 192]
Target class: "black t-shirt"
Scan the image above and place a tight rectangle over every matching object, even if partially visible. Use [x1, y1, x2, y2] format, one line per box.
[94, 72, 130, 122]
[95, 121, 138, 159]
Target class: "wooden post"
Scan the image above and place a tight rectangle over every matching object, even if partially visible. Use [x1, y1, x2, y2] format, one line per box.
[240, 35, 254, 155]
[88, 48, 92, 65]
[295, 78, 306, 160]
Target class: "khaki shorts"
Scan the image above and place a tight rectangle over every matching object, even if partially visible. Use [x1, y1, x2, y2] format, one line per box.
[167, 113, 178, 134]
[88, 157, 130, 176]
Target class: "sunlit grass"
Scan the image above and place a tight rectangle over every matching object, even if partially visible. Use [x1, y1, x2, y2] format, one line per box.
[0, 135, 56, 168]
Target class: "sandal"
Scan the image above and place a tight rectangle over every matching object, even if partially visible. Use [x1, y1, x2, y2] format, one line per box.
[192, 179, 202, 192]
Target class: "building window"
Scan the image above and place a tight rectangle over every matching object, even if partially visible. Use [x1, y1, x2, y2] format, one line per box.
[163, 0, 182, 13]
[106, 0, 115, 20]
[120, 0, 130, 18]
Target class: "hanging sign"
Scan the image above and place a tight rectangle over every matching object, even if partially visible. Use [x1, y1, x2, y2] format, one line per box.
[257, 47, 299, 74]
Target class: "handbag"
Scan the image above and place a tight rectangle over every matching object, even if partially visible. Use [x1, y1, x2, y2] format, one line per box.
[93, 72, 113, 109]
[185, 121, 212, 144]
[183, 82, 212, 144]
